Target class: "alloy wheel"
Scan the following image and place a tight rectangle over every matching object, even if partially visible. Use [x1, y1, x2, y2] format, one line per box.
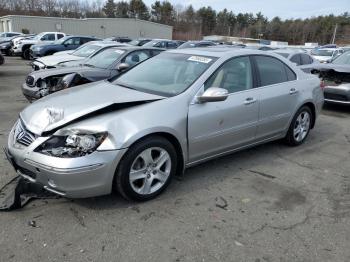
[129, 147, 171, 195]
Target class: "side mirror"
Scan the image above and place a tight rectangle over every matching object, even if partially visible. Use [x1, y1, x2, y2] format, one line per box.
[117, 63, 130, 72]
[197, 87, 229, 103]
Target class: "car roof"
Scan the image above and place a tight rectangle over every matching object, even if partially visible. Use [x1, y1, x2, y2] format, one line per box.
[102, 46, 163, 51]
[273, 48, 304, 54]
[86, 41, 128, 47]
[168, 47, 275, 58]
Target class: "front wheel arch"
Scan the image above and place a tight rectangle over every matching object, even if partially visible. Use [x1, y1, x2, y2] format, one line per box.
[117, 132, 185, 178]
[113, 134, 180, 200]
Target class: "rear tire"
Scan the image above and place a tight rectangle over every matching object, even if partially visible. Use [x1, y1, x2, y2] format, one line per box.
[114, 136, 178, 201]
[285, 106, 312, 146]
[22, 48, 30, 60]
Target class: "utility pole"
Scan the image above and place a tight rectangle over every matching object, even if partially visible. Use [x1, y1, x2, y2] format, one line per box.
[331, 23, 338, 44]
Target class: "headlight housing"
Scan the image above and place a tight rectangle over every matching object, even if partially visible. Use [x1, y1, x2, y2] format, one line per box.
[35, 131, 107, 158]
[58, 73, 76, 89]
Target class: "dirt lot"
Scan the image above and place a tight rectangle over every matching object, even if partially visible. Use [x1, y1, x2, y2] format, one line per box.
[0, 56, 350, 262]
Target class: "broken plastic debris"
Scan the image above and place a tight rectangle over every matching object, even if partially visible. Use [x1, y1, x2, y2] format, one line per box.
[0, 176, 58, 211]
[234, 240, 244, 247]
[241, 198, 251, 203]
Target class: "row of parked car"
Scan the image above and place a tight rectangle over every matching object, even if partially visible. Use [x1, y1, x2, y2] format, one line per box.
[1, 31, 349, 106]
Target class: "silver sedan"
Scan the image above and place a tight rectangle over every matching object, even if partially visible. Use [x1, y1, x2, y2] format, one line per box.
[6, 48, 324, 201]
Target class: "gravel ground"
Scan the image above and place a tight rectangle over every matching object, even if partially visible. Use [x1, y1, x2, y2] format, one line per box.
[0, 56, 350, 262]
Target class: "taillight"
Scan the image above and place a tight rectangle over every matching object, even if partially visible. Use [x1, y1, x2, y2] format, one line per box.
[320, 80, 325, 91]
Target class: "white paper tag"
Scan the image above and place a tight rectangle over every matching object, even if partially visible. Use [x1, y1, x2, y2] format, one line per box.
[188, 56, 212, 64]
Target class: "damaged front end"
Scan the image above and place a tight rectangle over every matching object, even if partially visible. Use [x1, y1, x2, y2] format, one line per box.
[311, 67, 350, 104]
[23, 73, 90, 102]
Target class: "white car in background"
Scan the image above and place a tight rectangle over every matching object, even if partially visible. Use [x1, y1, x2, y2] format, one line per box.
[31, 41, 129, 70]
[311, 48, 343, 63]
[14, 32, 66, 60]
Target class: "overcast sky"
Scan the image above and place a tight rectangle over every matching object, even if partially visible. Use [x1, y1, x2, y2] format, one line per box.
[142, 0, 349, 19]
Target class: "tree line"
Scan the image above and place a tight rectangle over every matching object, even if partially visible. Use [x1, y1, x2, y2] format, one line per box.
[1, 0, 349, 44]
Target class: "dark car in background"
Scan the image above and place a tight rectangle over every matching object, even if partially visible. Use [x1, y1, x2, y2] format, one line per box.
[22, 46, 164, 101]
[178, 41, 216, 49]
[273, 49, 319, 73]
[0, 53, 4, 65]
[105, 36, 132, 43]
[30, 36, 101, 58]
[143, 39, 181, 49]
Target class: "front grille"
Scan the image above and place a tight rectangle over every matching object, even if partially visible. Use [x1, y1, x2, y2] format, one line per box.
[324, 92, 349, 102]
[14, 120, 36, 147]
[26, 75, 35, 86]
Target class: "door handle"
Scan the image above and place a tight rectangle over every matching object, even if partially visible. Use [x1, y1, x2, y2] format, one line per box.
[289, 88, 298, 95]
[244, 97, 257, 105]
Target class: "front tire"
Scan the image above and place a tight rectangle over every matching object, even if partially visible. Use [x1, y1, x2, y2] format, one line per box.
[22, 48, 30, 60]
[114, 136, 178, 201]
[285, 106, 312, 146]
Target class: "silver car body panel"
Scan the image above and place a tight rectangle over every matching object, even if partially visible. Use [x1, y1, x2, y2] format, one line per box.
[8, 48, 323, 198]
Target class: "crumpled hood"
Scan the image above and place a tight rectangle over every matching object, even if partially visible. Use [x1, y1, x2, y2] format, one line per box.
[309, 63, 350, 74]
[20, 81, 165, 135]
[36, 54, 82, 66]
[29, 66, 100, 81]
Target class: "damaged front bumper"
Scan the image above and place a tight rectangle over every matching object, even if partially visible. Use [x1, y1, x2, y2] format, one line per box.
[21, 83, 41, 102]
[6, 123, 128, 198]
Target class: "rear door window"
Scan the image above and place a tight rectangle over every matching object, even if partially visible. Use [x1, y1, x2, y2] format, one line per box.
[254, 55, 295, 86]
[301, 54, 312, 65]
[290, 54, 301, 65]
[57, 34, 65, 39]
[167, 42, 178, 49]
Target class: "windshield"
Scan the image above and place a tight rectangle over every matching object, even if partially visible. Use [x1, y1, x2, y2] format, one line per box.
[332, 51, 350, 65]
[114, 53, 217, 96]
[84, 48, 125, 69]
[311, 49, 333, 56]
[72, 44, 100, 57]
[54, 36, 70, 44]
[33, 33, 45, 40]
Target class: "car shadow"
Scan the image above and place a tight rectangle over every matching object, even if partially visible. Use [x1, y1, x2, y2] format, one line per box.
[72, 140, 288, 210]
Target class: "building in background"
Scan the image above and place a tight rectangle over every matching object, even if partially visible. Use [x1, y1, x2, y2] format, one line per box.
[0, 15, 172, 39]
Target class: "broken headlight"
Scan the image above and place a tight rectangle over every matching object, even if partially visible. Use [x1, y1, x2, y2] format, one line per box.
[35, 132, 107, 158]
[58, 73, 76, 89]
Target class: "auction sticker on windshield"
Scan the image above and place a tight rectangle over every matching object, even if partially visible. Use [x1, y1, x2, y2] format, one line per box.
[188, 56, 212, 64]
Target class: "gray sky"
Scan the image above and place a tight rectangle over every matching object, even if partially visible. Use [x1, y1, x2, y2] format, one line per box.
[142, 0, 349, 19]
